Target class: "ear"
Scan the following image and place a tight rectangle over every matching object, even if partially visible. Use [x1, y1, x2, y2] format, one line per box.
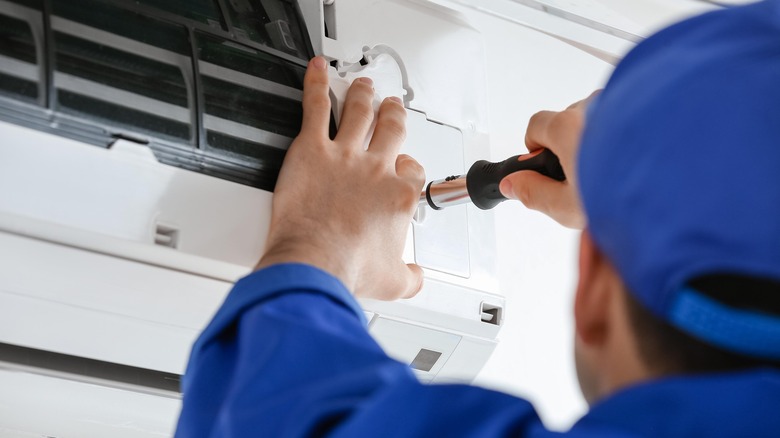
[574, 230, 612, 346]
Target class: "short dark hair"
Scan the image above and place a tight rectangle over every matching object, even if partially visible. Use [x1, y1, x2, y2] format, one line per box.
[625, 274, 780, 374]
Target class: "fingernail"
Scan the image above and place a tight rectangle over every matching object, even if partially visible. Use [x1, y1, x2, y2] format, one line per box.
[357, 77, 373, 86]
[500, 179, 514, 198]
[311, 57, 326, 70]
[389, 96, 403, 104]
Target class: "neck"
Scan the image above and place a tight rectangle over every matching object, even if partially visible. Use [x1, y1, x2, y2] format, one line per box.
[599, 286, 657, 399]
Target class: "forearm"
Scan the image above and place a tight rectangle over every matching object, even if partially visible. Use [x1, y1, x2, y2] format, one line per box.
[176, 264, 542, 437]
[176, 55, 545, 436]
[175, 264, 415, 437]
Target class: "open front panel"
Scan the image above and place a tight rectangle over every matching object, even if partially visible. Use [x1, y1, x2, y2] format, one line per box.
[0, 0, 313, 191]
[0, 0, 503, 407]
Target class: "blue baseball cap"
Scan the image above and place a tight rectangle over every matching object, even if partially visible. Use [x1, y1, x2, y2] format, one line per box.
[579, 0, 780, 359]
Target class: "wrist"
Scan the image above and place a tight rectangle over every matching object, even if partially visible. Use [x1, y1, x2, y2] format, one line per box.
[256, 239, 358, 292]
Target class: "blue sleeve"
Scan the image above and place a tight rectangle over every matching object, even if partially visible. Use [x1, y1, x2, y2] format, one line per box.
[174, 263, 548, 437]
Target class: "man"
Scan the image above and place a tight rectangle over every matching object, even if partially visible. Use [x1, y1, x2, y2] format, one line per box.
[176, 1, 780, 436]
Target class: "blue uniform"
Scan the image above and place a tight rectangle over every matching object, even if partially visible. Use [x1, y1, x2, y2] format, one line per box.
[175, 264, 780, 437]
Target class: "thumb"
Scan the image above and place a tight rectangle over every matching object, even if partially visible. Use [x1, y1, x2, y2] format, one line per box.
[499, 170, 563, 212]
[499, 171, 585, 229]
[401, 263, 424, 299]
[358, 262, 424, 301]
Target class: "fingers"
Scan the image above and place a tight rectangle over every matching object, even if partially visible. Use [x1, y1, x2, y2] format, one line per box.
[335, 77, 376, 146]
[300, 57, 332, 139]
[524, 110, 557, 152]
[368, 97, 407, 157]
[525, 109, 583, 154]
[512, 103, 587, 228]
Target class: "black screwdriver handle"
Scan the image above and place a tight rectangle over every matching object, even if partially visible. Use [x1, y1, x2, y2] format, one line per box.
[466, 148, 566, 210]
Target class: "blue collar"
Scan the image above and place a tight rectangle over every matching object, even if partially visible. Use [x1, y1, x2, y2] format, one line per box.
[574, 369, 780, 437]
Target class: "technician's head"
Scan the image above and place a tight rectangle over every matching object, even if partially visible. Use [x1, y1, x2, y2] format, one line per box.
[572, 0, 780, 403]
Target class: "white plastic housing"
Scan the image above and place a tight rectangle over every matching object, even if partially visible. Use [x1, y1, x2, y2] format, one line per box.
[0, 0, 502, 390]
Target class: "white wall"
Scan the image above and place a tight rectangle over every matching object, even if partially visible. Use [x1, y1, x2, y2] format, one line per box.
[456, 7, 612, 428]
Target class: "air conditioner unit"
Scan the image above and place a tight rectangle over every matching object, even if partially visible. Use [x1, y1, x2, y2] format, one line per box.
[0, 1, 503, 430]
[1, 0, 724, 435]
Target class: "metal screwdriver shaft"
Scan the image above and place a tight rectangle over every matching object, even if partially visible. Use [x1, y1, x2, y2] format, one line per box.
[420, 148, 566, 211]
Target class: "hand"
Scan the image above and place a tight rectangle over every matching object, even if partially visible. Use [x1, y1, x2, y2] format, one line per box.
[256, 57, 426, 300]
[499, 92, 599, 229]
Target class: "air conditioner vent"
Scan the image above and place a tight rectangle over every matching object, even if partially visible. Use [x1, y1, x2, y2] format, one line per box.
[154, 224, 179, 249]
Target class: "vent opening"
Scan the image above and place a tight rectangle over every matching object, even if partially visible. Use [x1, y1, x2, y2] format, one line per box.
[110, 131, 149, 145]
[154, 224, 179, 248]
[410, 348, 442, 372]
[480, 302, 502, 326]
[323, 0, 337, 40]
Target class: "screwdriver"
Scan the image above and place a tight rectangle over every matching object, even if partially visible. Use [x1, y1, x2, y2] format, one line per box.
[420, 148, 566, 210]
